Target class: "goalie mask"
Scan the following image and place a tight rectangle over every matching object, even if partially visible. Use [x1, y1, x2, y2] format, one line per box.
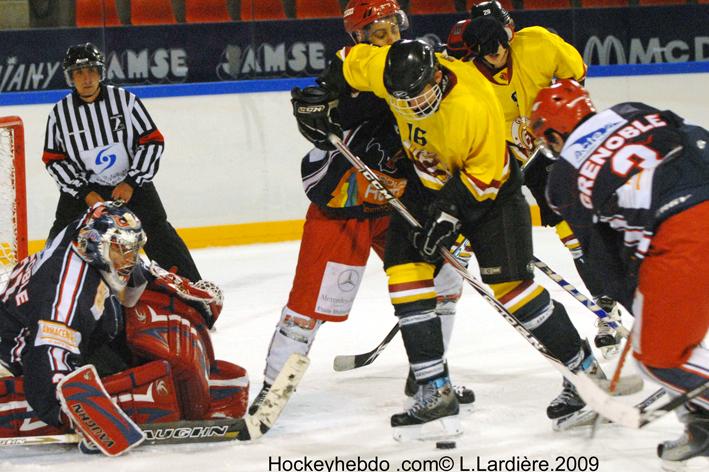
[74, 201, 147, 291]
[343, 0, 409, 44]
[63, 42, 106, 87]
[384, 40, 443, 121]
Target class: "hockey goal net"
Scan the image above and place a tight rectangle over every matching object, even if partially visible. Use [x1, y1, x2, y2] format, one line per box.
[0, 116, 27, 291]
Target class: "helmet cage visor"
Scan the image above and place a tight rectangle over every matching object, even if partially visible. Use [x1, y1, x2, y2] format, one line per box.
[355, 11, 409, 43]
[387, 82, 443, 121]
[106, 228, 145, 279]
[64, 61, 106, 87]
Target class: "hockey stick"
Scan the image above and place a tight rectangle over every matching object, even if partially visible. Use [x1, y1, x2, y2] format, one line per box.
[240, 353, 310, 440]
[332, 243, 628, 373]
[328, 134, 640, 395]
[532, 257, 629, 337]
[333, 323, 400, 371]
[557, 387, 667, 431]
[0, 354, 310, 448]
[0, 418, 246, 447]
[332, 236, 472, 372]
[570, 372, 708, 429]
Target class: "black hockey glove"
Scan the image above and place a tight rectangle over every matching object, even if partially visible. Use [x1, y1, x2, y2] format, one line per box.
[412, 198, 461, 264]
[463, 16, 509, 58]
[291, 86, 343, 151]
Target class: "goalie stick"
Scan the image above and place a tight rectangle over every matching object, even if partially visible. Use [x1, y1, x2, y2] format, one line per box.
[327, 134, 641, 396]
[0, 354, 310, 449]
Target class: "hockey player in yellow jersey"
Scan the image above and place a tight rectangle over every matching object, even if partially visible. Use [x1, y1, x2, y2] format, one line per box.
[291, 38, 607, 436]
[340, 37, 509, 196]
[449, 1, 626, 358]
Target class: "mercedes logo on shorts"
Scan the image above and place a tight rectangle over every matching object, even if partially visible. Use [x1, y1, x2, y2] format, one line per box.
[337, 269, 360, 292]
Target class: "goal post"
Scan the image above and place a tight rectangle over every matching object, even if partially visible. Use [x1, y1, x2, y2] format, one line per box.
[0, 116, 28, 289]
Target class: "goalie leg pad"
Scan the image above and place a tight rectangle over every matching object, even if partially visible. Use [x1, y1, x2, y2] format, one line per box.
[207, 360, 249, 419]
[0, 376, 69, 437]
[126, 301, 211, 420]
[264, 307, 321, 385]
[101, 360, 182, 424]
[58, 364, 145, 457]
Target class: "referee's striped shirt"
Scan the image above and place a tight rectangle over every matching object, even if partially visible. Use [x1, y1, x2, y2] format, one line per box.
[42, 84, 164, 199]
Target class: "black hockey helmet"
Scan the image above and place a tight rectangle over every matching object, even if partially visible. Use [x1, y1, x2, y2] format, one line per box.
[63, 42, 106, 86]
[383, 40, 442, 120]
[470, 1, 513, 27]
[384, 39, 437, 100]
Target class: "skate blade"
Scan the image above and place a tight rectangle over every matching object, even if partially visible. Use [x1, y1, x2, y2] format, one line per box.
[599, 344, 621, 360]
[661, 457, 709, 472]
[552, 409, 609, 432]
[392, 415, 463, 442]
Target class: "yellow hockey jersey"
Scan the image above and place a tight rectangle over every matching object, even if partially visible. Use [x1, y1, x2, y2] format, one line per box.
[341, 44, 508, 203]
[474, 26, 586, 153]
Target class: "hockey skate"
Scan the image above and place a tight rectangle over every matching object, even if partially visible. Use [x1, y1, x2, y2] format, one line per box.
[247, 382, 271, 415]
[404, 368, 475, 409]
[658, 408, 709, 471]
[392, 376, 462, 442]
[548, 343, 607, 431]
[593, 296, 624, 360]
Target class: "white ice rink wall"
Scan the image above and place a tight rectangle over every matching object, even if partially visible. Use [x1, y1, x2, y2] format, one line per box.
[1, 67, 708, 251]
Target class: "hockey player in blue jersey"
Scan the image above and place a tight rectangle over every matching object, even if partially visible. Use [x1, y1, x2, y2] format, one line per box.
[530, 79, 709, 468]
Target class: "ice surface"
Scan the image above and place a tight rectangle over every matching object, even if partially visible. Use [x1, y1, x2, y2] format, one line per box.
[2, 228, 705, 472]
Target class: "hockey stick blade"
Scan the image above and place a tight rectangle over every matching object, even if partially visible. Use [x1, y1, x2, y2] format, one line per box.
[241, 353, 310, 440]
[570, 370, 708, 429]
[333, 323, 400, 372]
[556, 388, 666, 432]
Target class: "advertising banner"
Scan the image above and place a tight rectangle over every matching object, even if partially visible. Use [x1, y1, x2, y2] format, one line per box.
[0, 5, 707, 93]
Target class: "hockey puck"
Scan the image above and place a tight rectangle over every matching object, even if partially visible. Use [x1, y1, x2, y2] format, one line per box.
[436, 441, 456, 449]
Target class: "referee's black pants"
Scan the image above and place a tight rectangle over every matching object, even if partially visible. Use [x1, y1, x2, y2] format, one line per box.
[48, 182, 202, 282]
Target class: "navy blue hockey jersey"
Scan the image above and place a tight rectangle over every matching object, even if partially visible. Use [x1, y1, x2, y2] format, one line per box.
[547, 102, 709, 306]
[300, 91, 410, 219]
[0, 221, 125, 426]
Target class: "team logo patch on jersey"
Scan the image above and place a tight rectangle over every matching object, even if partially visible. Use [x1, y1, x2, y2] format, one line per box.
[35, 320, 82, 354]
[564, 111, 626, 168]
[95, 145, 117, 173]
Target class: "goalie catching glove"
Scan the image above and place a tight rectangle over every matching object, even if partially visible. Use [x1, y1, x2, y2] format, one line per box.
[291, 86, 343, 151]
[147, 261, 223, 328]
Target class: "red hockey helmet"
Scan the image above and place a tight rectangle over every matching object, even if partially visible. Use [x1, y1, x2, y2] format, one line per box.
[530, 79, 596, 141]
[343, 0, 409, 43]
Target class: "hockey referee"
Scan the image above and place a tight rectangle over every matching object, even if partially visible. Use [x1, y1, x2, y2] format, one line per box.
[41, 42, 201, 282]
